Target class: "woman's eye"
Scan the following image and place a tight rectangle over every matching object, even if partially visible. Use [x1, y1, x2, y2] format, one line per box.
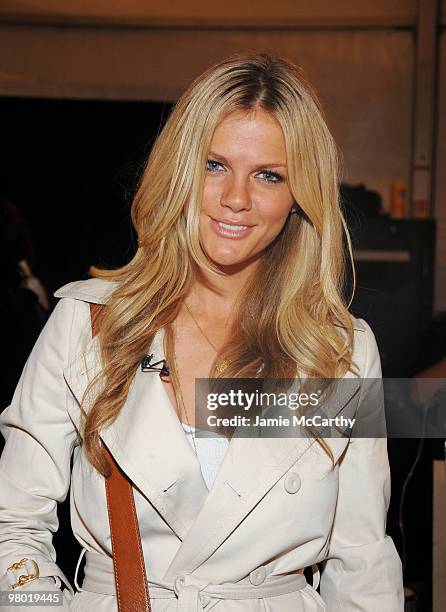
[205, 161, 284, 183]
[257, 170, 284, 184]
[206, 159, 224, 172]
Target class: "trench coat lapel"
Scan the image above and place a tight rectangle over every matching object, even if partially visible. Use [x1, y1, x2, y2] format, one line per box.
[163, 376, 362, 579]
[63, 327, 210, 541]
[63, 324, 362, 576]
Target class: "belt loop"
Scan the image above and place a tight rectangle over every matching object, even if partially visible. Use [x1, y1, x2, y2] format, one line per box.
[311, 564, 320, 590]
[176, 584, 202, 611]
[74, 548, 87, 592]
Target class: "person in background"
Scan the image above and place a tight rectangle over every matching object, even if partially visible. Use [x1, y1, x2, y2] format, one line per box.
[0, 196, 49, 411]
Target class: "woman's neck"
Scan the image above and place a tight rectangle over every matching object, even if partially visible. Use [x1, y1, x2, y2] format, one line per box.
[185, 259, 258, 321]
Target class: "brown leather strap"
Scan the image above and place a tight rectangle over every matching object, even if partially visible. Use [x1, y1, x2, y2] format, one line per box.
[90, 302, 105, 338]
[90, 303, 151, 612]
[103, 444, 151, 612]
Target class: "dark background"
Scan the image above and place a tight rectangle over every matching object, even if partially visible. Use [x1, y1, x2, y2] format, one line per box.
[0, 97, 173, 296]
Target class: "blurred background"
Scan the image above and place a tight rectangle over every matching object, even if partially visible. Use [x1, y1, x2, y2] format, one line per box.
[0, 1, 445, 611]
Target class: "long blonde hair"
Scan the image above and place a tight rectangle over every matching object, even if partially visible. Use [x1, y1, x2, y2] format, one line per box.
[84, 53, 357, 477]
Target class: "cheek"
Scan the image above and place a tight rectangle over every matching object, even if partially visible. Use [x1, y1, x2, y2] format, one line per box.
[259, 194, 293, 227]
[202, 181, 221, 207]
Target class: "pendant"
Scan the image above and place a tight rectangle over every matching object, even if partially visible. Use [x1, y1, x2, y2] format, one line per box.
[215, 358, 230, 373]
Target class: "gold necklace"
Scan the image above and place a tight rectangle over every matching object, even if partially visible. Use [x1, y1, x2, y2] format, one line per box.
[184, 302, 231, 374]
[171, 325, 198, 457]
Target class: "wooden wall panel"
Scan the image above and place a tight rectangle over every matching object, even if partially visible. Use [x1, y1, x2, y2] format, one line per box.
[0, 0, 418, 27]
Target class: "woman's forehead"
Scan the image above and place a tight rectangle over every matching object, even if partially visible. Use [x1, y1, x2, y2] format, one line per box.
[210, 108, 287, 161]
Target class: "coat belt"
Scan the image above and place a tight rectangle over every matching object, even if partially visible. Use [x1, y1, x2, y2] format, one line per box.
[78, 550, 308, 611]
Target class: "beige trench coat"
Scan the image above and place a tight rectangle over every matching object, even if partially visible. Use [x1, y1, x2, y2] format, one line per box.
[0, 278, 404, 611]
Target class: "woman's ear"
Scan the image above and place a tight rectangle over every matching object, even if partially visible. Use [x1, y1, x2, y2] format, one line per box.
[289, 204, 299, 215]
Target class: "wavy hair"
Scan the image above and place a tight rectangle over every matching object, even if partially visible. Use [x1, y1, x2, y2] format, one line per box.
[83, 53, 357, 477]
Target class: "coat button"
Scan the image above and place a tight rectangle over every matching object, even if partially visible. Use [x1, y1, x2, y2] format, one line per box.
[173, 572, 188, 595]
[249, 566, 266, 586]
[284, 472, 301, 494]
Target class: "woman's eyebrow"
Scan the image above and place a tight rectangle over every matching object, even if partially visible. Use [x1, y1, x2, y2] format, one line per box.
[208, 150, 287, 170]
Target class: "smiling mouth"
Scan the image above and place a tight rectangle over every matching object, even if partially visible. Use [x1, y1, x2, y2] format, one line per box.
[218, 221, 249, 230]
[209, 217, 255, 239]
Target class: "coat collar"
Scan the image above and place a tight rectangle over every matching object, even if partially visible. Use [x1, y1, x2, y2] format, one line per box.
[54, 278, 119, 304]
[57, 278, 363, 579]
[53, 278, 366, 332]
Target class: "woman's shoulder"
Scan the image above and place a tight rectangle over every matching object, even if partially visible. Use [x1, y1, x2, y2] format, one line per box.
[48, 279, 118, 359]
[333, 315, 381, 377]
[349, 316, 381, 377]
[333, 313, 378, 338]
[333, 314, 367, 334]
[53, 277, 118, 305]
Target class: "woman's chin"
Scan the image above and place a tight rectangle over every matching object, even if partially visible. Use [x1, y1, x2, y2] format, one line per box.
[205, 250, 261, 272]
[209, 255, 243, 269]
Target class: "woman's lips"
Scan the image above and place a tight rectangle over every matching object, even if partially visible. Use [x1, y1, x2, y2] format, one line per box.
[209, 217, 255, 239]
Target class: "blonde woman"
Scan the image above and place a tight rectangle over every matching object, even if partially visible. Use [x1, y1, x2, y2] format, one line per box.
[0, 54, 404, 611]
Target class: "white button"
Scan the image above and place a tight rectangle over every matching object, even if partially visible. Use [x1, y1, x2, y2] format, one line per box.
[249, 566, 266, 586]
[173, 572, 188, 595]
[284, 472, 301, 494]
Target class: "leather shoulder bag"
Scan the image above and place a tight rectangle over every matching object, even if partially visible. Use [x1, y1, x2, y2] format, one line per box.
[90, 302, 151, 612]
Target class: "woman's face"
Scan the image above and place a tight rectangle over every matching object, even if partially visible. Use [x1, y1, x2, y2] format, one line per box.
[199, 108, 295, 270]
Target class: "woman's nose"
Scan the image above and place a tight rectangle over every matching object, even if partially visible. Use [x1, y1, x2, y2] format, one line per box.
[220, 176, 252, 212]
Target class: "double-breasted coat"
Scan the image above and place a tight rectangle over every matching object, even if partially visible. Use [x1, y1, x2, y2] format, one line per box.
[0, 278, 404, 611]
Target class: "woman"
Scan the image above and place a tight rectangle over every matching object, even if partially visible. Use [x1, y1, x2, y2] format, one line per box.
[0, 54, 404, 611]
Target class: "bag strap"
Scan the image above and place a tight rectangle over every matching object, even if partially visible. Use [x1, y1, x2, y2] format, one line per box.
[90, 303, 151, 612]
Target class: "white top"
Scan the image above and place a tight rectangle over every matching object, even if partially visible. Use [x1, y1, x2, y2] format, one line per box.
[181, 423, 229, 491]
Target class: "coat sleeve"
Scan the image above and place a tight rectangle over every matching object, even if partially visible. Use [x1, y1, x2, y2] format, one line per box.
[319, 320, 405, 611]
[0, 298, 80, 609]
